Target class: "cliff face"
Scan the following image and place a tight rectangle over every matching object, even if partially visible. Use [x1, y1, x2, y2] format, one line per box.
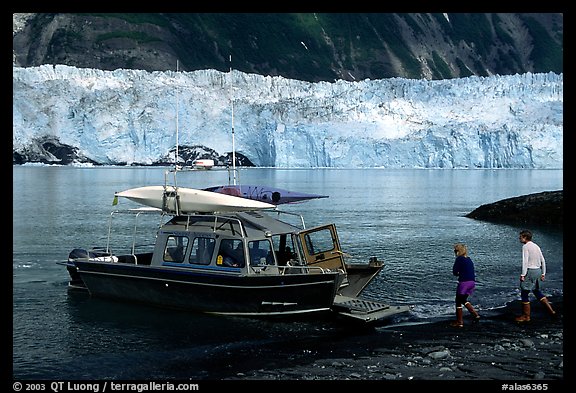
[12, 13, 563, 82]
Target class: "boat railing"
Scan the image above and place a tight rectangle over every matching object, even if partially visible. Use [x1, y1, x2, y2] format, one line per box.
[106, 207, 165, 255]
[269, 210, 306, 229]
[169, 213, 249, 239]
[267, 264, 345, 275]
[212, 215, 247, 238]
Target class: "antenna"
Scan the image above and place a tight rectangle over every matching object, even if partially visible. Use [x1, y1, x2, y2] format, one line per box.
[165, 60, 181, 214]
[175, 60, 179, 172]
[230, 54, 237, 186]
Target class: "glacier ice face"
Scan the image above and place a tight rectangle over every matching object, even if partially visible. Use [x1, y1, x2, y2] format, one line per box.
[12, 65, 563, 168]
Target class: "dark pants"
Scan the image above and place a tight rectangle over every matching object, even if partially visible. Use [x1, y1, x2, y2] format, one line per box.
[521, 288, 545, 302]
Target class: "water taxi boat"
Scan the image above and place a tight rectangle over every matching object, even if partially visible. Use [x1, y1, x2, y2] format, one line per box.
[191, 159, 214, 170]
[60, 179, 411, 323]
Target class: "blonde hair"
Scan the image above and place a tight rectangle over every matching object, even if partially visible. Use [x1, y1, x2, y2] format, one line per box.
[454, 243, 468, 257]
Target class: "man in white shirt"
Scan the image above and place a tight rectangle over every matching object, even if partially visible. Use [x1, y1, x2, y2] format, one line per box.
[515, 229, 557, 322]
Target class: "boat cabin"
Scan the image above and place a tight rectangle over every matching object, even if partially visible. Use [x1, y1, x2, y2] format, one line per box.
[99, 208, 347, 278]
[147, 210, 347, 277]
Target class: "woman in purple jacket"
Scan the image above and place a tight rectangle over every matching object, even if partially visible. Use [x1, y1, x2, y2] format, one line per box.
[450, 243, 480, 327]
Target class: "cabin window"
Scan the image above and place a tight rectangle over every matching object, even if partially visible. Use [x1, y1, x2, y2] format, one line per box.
[216, 239, 245, 268]
[271, 234, 297, 265]
[303, 229, 335, 256]
[188, 237, 215, 265]
[163, 235, 189, 263]
[248, 240, 274, 266]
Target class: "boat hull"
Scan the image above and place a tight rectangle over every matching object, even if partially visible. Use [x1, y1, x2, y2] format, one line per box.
[72, 261, 343, 316]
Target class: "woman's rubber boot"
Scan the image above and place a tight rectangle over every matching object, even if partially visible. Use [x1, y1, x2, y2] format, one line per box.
[539, 297, 557, 318]
[450, 306, 464, 327]
[464, 301, 480, 322]
[515, 302, 531, 322]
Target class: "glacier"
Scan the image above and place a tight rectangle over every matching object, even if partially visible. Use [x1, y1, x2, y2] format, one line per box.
[12, 65, 563, 168]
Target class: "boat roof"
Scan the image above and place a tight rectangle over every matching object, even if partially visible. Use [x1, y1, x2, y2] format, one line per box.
[163, 210, 304, 238]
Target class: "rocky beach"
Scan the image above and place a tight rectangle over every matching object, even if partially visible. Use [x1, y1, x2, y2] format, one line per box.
[203, 295, 564, 386]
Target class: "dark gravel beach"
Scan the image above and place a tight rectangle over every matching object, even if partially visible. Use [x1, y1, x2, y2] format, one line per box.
[205, 296, 564, 383]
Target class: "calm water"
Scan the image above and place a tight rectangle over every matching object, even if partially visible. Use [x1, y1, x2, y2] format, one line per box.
[12, 166, 563, 379]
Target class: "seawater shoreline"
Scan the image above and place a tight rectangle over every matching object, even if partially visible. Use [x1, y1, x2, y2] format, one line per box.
[12, 167, 563, 381]
[214, 296, 563, 382]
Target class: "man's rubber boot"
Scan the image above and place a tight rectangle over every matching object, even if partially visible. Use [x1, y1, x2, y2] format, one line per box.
[515, 302, 531, 322]
[540, 297, 557, 318]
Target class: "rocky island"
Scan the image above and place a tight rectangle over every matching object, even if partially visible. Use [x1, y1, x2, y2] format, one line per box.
[465, 190, 563, 228]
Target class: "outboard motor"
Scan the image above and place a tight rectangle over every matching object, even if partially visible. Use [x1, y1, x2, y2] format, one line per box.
[66, 249, 91, 289]
[66, 248, 118, 290]
[68, 248, 90, 261]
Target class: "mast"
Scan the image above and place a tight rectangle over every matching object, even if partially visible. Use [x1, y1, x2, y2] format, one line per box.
[166, 60, 181, 215]
[229, 55, 237, 186]
[175, 60, 179, 172]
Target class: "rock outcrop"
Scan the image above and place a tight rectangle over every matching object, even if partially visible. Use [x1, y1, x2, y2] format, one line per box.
[465, 190, 563, 227]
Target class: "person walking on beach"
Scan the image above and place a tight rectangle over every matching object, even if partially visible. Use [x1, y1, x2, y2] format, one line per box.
[450, 243, 480, 327]
[515, 229, 556, 322]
